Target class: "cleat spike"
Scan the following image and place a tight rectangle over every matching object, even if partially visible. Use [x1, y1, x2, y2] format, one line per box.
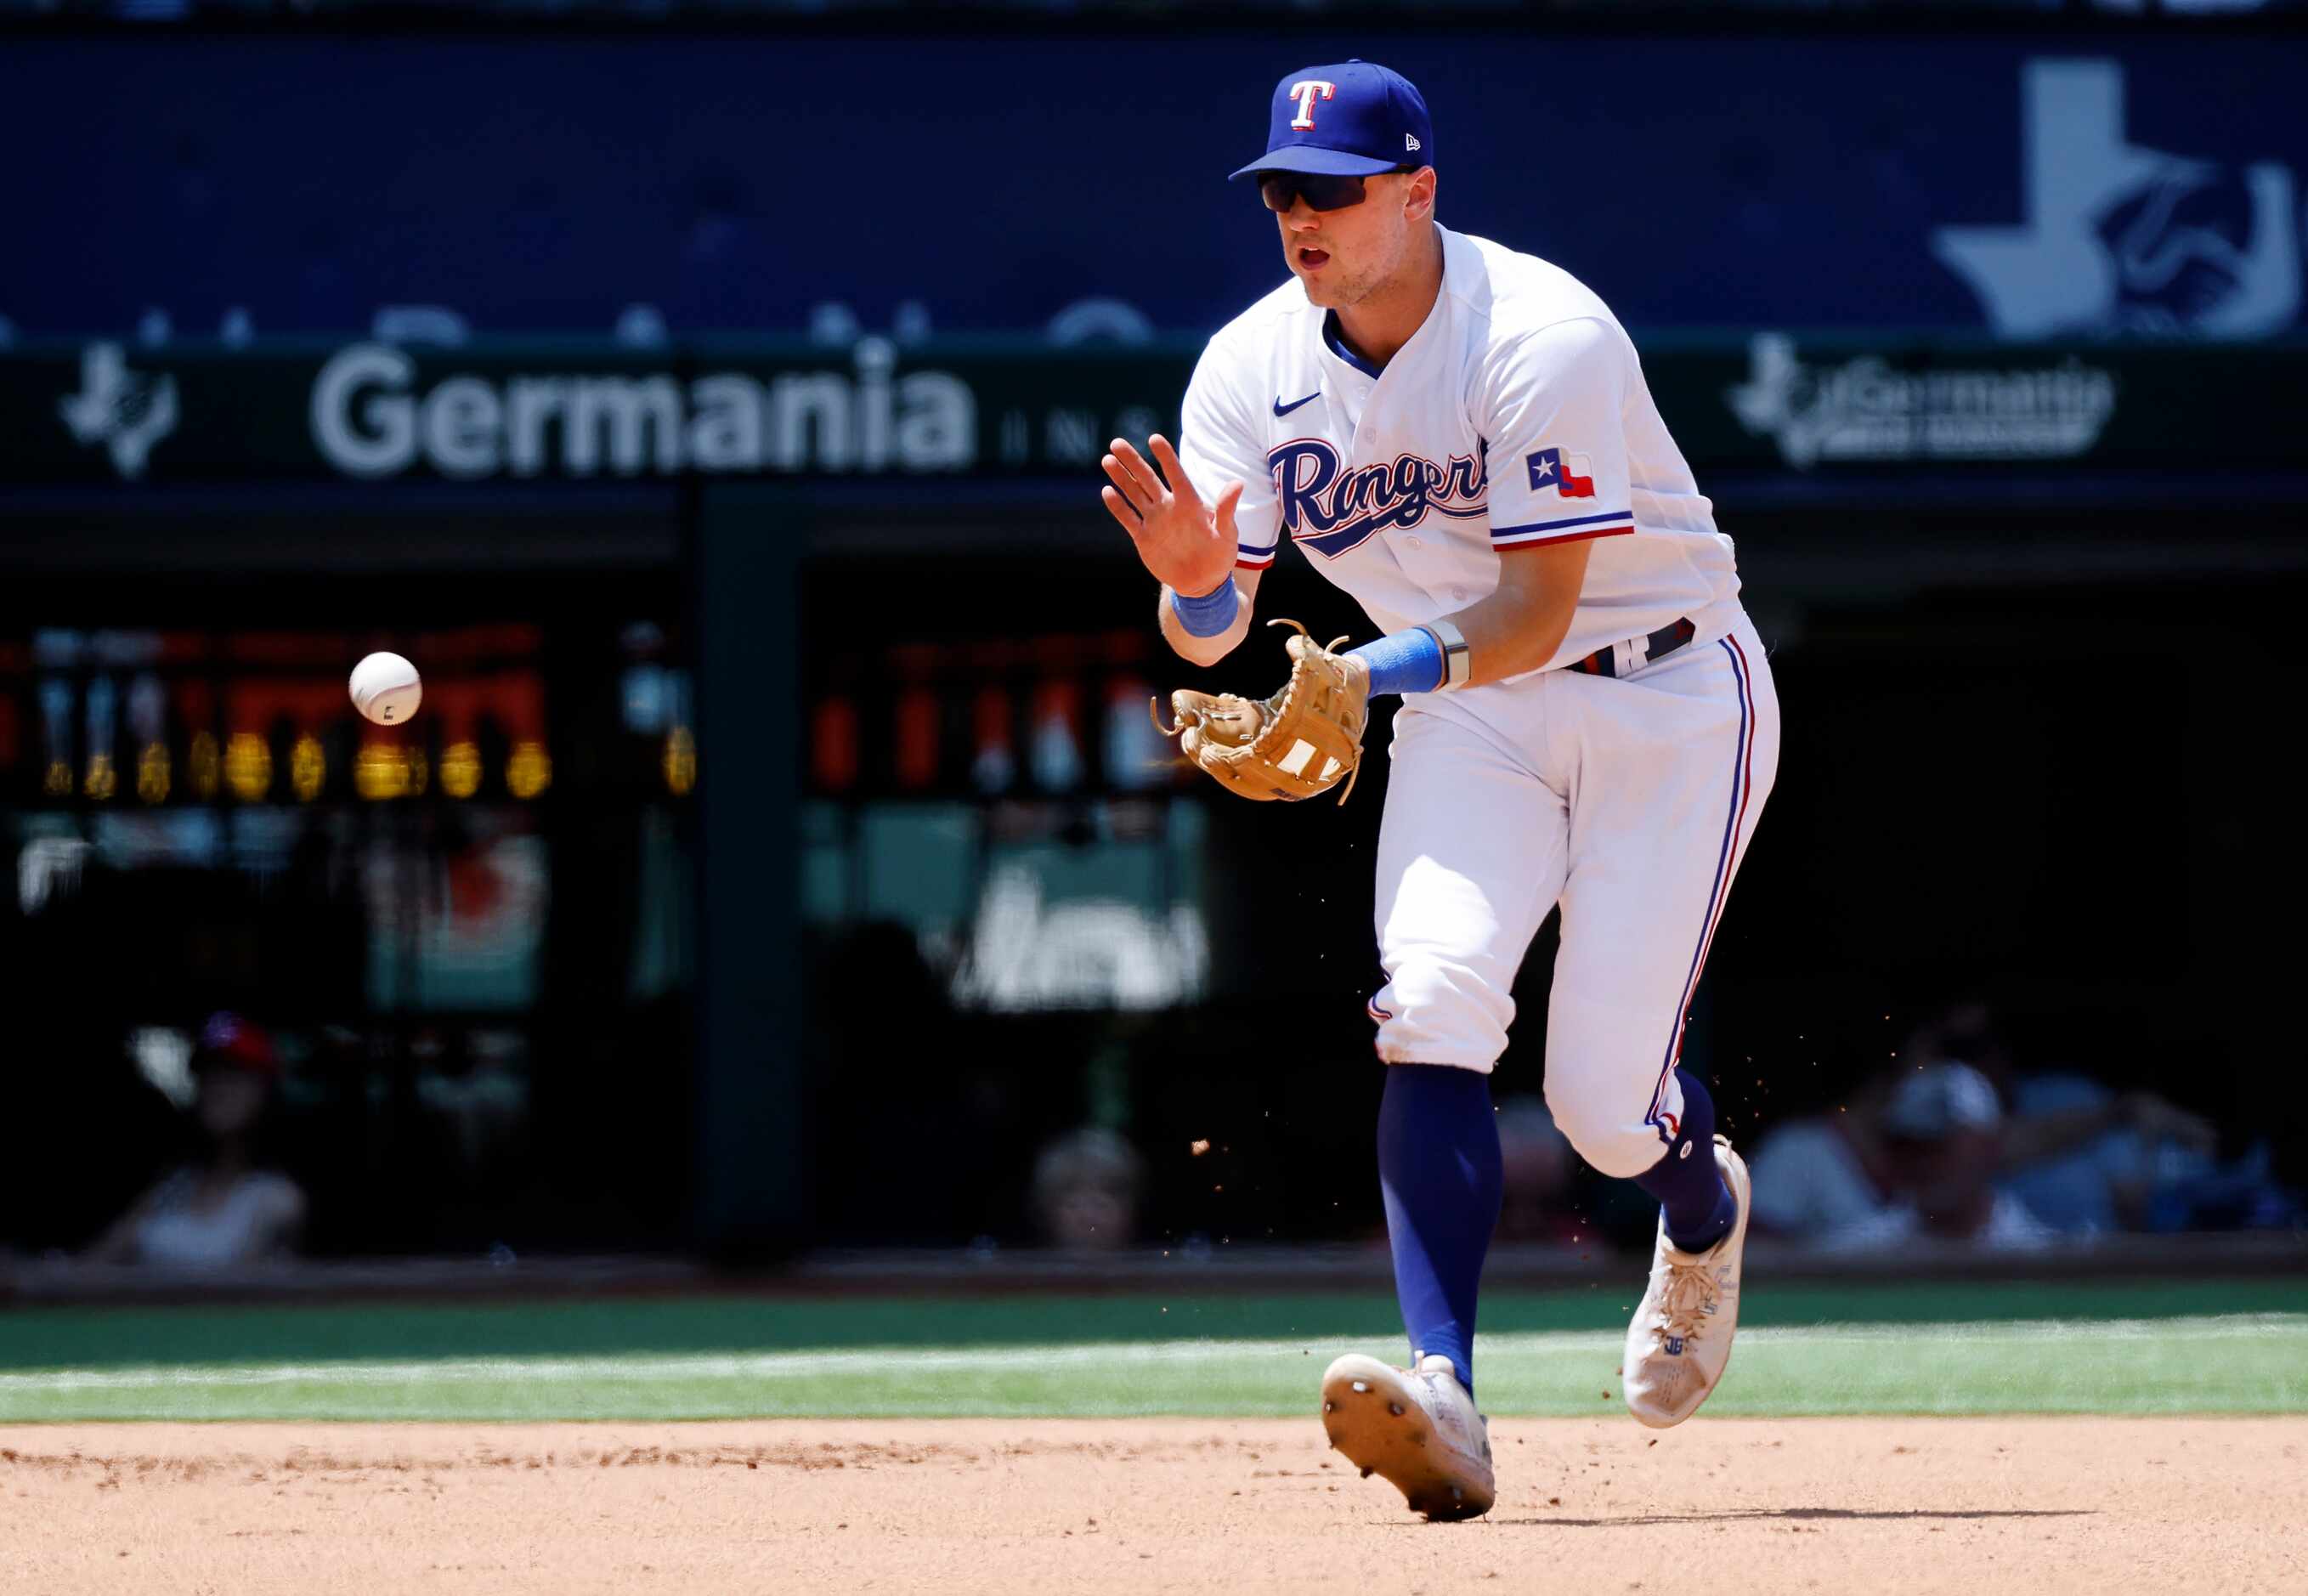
[1388, 1402, 1405, 1417]
[1360, 1467, 1373, 1480]
[1351, 1381, 1370, 1393]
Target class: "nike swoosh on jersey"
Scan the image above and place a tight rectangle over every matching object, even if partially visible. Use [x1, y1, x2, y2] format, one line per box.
[1272, 390, 1321, 416]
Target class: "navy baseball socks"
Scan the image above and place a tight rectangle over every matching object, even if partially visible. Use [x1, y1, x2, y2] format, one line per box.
[1323, 1062, 1502, 1520]
[1375, 1063, 1502, 1396]
[1633, 1067, 1738, 1254]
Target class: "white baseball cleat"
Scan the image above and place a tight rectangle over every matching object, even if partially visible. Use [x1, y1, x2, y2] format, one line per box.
[1319, 1350, 1496, 1521]
[1622, 1135, 1751, 1429]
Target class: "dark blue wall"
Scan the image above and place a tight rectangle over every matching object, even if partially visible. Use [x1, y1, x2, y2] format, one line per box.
[4, 32, 2303, 340]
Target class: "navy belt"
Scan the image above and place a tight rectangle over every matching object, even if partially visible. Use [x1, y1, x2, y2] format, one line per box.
[1567, 617, 1697, 679]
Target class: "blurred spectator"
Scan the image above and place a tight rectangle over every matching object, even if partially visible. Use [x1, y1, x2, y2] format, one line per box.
[85, 1013, 307, 1270]
[1030, 1126, 1145, 1251]
[1746, 1071, 1901, 1242]
[1493, 1095, 1584, 1244]
[1751, 1062, 2054, 1252]
[1864, 1062, 2056, 1250]
[1909, 1001, 2227, 1234]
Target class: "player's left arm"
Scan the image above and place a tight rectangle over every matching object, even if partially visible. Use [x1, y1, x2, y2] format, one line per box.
[1347, 318, 1625, 698]
[1428, 539, 1595, 687]
[1438, 316, 1632, 684]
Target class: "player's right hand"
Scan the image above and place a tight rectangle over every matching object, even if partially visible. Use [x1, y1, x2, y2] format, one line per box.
[1100, 434, 1244, 599]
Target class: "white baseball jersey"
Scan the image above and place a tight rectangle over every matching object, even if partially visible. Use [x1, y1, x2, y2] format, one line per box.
[1179, 224, 1742, 672]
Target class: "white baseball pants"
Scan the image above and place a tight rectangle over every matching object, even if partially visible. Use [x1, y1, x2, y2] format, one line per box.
[1367, 610, 1779, 1180]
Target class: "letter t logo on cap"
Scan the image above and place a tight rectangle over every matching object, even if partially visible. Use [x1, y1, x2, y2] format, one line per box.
[1287, 79, 1337, 130]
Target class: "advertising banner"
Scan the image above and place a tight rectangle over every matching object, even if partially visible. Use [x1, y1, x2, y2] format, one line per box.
[9, 335, 2301, 488]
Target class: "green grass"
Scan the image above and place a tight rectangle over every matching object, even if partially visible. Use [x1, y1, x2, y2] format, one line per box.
[5, 1277, 2303, 1371]
[0, 1281, 2301, 1423]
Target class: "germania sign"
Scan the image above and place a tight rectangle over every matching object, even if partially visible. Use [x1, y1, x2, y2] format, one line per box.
[311, 340, 976, 479]
[1723, 335, 2120, 470]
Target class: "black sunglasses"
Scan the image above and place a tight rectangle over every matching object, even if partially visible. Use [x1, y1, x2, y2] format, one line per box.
[1257, 165, 1420, 215]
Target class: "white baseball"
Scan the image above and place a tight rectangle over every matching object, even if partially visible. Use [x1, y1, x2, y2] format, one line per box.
[349, 652, 423, 726]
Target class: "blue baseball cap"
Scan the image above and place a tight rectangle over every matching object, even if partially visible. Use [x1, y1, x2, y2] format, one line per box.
[1229, 60, 1434, 181]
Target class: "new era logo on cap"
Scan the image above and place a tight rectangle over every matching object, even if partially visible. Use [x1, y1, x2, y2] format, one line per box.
[1230, 60, 1434, 182]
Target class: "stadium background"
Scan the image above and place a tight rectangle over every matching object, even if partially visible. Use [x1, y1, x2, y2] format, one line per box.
[2, 3, 2304, 1283]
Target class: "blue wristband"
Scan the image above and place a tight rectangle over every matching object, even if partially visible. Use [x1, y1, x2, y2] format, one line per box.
[1348, 626, 1446, 697]
[1170, 577, 1241, 638]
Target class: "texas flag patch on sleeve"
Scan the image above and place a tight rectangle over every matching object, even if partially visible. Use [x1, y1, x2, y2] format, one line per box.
[1525, 448, 1595, 498]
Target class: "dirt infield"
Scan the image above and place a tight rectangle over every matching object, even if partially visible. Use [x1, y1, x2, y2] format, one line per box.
[3, 1417, 2300, 1594]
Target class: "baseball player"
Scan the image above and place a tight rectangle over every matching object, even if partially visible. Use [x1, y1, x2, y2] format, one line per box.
[1100, 61, 1780, 1521]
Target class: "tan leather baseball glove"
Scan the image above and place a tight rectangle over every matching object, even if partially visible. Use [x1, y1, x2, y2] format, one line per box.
[1151, 619, 1370, 804]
